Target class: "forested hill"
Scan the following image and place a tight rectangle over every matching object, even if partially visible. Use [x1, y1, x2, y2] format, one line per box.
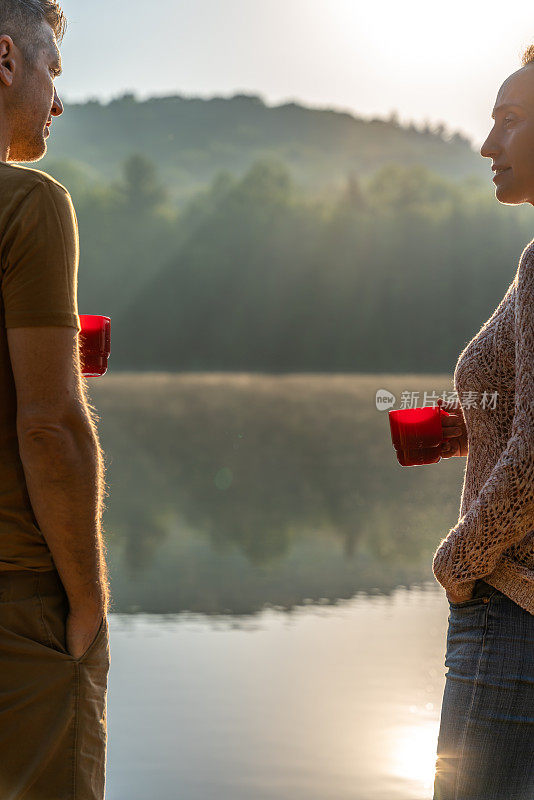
[14, 92, 518, 376]
[38, 92, 487, 205]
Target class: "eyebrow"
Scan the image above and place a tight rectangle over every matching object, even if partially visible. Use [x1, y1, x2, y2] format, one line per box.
[491, 103, 523, 120]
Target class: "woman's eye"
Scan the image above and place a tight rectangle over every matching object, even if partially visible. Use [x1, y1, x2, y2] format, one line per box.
[504, 117, 515, 126]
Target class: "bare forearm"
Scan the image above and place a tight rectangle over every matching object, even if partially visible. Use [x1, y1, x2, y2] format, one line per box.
[18, 422, 110, 614]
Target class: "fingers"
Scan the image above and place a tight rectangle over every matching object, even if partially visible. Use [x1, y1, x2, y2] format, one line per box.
[441, 411, 462, 425]
[441, 438, 459, 457]
[442, 427, 463, 438]
[438, 397, 464, 414]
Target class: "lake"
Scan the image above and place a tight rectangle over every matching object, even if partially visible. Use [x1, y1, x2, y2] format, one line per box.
[86, 372, 462, 799]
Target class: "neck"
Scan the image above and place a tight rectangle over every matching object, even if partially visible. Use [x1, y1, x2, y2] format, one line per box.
[0, 111, 10, 162]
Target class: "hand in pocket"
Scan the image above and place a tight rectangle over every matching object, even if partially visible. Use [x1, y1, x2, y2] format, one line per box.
[66, 609, 104, 660]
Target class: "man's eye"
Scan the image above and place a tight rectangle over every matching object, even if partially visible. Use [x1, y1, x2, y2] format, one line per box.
[504, 117, 515, 125]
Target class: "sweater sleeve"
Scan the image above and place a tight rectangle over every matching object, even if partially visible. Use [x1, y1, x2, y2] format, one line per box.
[432, 241, 534, 597]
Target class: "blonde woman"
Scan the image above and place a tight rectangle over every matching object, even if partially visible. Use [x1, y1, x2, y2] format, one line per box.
[431, 46, 534, 799]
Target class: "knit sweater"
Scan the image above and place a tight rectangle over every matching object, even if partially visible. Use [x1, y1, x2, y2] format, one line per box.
[432, 238, 534, 615]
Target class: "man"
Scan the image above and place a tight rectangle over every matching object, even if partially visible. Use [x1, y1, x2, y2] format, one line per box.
[0, 2, 110, 798]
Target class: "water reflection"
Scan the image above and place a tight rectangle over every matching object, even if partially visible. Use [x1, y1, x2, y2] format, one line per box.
[88, 372, 463, 614]
[389, 719, 441, 794]
[84, 373, 459, 797]
[106, 587, 449, 800]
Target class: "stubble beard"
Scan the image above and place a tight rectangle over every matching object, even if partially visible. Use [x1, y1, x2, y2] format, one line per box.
[5, 77, 47, 163]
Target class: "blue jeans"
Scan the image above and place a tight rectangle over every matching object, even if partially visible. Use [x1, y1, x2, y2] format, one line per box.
[433, 579, 534, 799]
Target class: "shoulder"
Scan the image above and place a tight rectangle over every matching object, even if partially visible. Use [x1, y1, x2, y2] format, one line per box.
[0, 163, 76, 242]
[515, 238, 534, 290]
[0, 161, 68, 193]
[513, 239, 534, 335]
[0, 162, 72, 212]
[0, 165, 77, 261]
[519, 237, 534, 268]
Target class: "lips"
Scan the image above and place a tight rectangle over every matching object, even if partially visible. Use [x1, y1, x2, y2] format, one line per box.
[493, 168, 511, 182]
[492, 166, 511, 174]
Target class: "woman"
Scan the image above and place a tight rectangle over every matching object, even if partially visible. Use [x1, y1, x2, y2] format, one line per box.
[431, 46, 534, 800]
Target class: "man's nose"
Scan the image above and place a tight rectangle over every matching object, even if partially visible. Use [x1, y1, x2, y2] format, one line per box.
[51, 87, 63, 117]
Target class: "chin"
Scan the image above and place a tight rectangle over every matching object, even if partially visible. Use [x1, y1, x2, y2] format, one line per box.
[8, 136, 47, 163]
[495, 187, 528, 205]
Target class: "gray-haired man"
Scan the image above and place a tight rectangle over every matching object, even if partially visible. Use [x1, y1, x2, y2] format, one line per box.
[0, 2, 110, 798]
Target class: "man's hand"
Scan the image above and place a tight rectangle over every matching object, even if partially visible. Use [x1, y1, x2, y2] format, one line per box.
[66, 607, 105, 659]
[438, 397, 468, 458]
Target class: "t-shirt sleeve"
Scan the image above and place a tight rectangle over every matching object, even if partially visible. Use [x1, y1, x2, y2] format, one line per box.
[432, 240, 534, 598]
[0, 179, 81, 331]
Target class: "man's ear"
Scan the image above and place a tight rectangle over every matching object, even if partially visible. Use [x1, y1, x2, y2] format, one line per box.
[0, 35, 17, 88]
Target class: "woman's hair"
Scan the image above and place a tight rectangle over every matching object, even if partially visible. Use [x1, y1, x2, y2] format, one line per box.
[0, 0, 66, 66]
[521, 44, 534, 67]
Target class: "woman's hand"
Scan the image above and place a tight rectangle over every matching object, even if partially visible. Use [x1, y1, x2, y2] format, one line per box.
[438, 397, 468, 458]
[446, 584, 476, 604]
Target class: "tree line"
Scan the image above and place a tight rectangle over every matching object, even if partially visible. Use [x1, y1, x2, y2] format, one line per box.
[44, 153, 532, 374]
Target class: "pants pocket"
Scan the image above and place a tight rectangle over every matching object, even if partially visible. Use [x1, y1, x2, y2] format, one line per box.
[0, 592, 54, 651]
[448, 579, 498, 609]
[37, 583, 71, 654]
[38, 585, 109, 664]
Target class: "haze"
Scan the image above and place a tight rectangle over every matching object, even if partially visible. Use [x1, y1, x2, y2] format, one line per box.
[58, 0, 533, 148]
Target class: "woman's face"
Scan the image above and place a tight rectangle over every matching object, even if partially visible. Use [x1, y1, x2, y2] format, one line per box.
[480, 64, 534, 205]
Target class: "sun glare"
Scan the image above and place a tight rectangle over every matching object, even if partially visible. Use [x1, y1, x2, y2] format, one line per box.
[387, 717, 440, 794]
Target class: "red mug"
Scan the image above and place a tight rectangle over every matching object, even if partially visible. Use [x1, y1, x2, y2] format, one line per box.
[389, 404, 451, 466]
[78, 315, 111, 377]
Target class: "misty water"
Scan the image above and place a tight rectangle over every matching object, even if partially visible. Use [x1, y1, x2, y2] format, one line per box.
[89, 372, 462, 800]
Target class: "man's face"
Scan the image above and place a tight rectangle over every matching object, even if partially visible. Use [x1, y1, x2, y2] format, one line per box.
[0, 19, 63, 163]
[480, 63, 534, 205]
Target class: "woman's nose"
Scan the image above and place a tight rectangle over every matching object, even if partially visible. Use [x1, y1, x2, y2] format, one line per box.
[480, 133, 498, 159]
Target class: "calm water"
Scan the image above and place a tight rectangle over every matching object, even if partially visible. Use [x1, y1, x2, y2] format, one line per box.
[105, 586, 450, 800]
[84, 372, 464, 798]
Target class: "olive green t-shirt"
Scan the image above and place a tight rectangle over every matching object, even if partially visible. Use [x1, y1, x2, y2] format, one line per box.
[0, 162, 81, 571]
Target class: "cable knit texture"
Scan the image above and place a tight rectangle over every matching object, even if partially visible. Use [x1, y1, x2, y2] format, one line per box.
[432, 238, 534, 615]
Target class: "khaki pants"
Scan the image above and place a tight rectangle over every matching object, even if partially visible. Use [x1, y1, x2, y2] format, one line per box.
[0, 568, 110, 799]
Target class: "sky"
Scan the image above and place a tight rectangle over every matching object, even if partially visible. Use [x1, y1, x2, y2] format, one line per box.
[56, 0, 534, 149]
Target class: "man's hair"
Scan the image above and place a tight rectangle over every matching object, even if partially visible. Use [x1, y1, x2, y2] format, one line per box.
[521, 44, 534, 67]
[0, 0, 66, 67]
